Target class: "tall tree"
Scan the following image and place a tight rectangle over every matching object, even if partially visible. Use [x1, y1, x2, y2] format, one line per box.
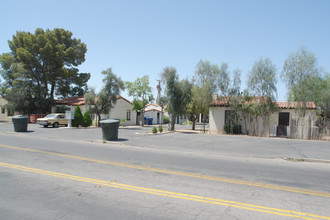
[281, 47, 322, 115]
[0, 28, 89, 114]
[215, 62, 243, 134]
[84, 68, 124, 126]
[194, 60, 218, 132]
[246, 57, 277, 136]
[126, 75, 153, 126]
[161, 67, 187, 131]
[247, 57, 277, 116]
[216, 62, 230, 97]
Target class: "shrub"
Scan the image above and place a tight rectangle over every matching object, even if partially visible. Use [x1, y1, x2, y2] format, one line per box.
[83, 110, 92, 127]
[183, 121, 193, 125]
[152, 127, 158, 134]
[72, 106, 84, 127]
[158, 125, 163, 133]
[224, 123, 230, 134]
[224, 123, 242, 134]
[121, 118, 126, 126]
[163, 115, 170, 124]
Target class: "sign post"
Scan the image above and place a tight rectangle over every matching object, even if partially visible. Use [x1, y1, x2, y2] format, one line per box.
[65, 110, 74, 127]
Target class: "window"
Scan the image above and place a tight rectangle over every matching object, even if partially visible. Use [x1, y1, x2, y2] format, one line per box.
[225, 110, 234, 125]
[1, 107, 5, 114]
[126, 110, 131, 121]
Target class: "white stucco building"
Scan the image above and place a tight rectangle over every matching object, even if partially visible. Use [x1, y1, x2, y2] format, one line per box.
[209, 99, 320, 139]
[54, 96, 137, 126]
[144, 103, 166, 125]
[0, 97, 12, 122]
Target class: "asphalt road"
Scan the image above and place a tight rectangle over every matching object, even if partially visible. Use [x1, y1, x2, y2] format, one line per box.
[0, 122, 330, 219]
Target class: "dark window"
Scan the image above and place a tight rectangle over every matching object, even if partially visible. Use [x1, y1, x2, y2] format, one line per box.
[225, 110, 234, 125]
[7, 109, 14, 116]
[279, 112, 290, 126]
[126, 110, 131, 121]
[1, 107, 5, 114]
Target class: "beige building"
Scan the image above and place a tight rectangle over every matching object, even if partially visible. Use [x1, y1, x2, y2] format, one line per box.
[209, 99, 321, 140]
[0, 97, 12, 122]
[54, 96, 137, 126]
[144, 103, 166, 125]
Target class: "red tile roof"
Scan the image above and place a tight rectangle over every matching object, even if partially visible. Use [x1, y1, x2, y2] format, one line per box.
[56, 96, 85, 106]
[275, 101, 316, 109]
[56, 96, 132, 106]
[210, 97, 316, 109]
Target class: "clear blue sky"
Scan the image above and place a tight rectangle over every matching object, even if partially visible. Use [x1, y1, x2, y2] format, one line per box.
[1, 0, 329, 101]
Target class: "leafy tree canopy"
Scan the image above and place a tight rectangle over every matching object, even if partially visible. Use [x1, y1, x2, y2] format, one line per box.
[125, 75, 153, 126]
[84, 68, 124, 126]
[0, 28, 90, 114]
[281, 47, 328, 116]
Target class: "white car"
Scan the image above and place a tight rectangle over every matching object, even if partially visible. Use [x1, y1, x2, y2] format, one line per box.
[37, 113, 68, 128]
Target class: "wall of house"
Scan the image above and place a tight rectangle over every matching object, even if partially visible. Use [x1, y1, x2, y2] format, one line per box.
[290, 110, 317, 140]
[248, 115, 270, 137]
[144, 110, 161, 125]
[106, 98, 137, 126]
[209, 106, 321, 140]
[209, 106, 247, 134]
[0, 98, 11, 122]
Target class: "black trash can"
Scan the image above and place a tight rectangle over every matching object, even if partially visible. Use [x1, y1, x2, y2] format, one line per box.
[100, 119, 120, 141]
[12, 115, 29, 132]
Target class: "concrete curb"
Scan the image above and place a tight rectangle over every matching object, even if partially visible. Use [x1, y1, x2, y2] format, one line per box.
[284, 157, 330, 164]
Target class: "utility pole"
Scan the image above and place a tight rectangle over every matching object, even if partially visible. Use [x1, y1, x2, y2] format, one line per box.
[156, 80, 162, 105]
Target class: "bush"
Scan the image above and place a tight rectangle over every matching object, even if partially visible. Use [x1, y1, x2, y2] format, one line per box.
[224, 123, 231, 134]
[72, 106, 84, 127]
[83, 110, 92, 127]
[233, 124, 242, 134]
[152, 127, 158, 134]
[224, 123, 242, 134]
[158, 125, 163, 133]
[183, 121, 193, 125]
[121, 118, 126, 126]
[163, 115, 170, 124]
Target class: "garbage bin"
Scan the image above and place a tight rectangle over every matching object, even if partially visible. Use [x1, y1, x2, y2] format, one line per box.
[12, 115, 29, 132]
[147, 118, 153, 125]
[100, 119, 120, 141]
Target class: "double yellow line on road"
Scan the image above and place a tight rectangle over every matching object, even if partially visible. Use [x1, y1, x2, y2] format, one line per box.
[1, 144, 329, 198]
[1, 161, 329, 220]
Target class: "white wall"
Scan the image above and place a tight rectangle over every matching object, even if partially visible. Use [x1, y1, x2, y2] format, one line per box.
[144, 110, 161, 125]
[53, 98, 137, 126]
[210, 105, 318, 139]
[108, 98, 136, 125]
[209, 106, 247, 134]
[0, 98, 11, 122]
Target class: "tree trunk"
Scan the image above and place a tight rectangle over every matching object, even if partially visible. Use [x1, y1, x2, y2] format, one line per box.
[97, 113, 101, 127]
[192, 117, 196, 130]
[170, 114, 176, 131]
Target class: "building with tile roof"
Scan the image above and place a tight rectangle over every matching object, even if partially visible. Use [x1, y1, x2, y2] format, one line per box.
[209, 97, 322, 140]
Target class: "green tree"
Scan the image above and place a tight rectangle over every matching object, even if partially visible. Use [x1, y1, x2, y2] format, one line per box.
[187, 84, 202, 130]
[72, 106, 84, 127]
[281, 47, 322, 115]
[194, 60, 218, 132]
[158, 96, 168, 126]
[0, 28, 90, 114]
[246, 58, 277, 136]
[247, 57, 277, 116]
[85, 68, 124, 126]
[83, 110, 92, 127]
[126, 75, 153, 126]
[161, 67, 184, 131]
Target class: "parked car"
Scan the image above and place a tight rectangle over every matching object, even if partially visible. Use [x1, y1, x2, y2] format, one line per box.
[37, 113, 68, 128]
